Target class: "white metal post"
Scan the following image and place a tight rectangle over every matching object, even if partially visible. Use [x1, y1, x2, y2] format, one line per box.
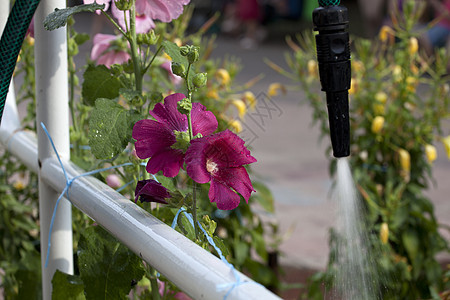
[34, 0, 73, 298]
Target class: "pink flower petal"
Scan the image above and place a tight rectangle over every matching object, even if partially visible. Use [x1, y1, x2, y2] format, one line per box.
[112, 1, 155, 33]
[140, 0, 191, 23]
[91, 33, 117, 61]
[215, 166, 255, 203]
[133, 119, 176, 159]
[191, 103, 218, 136]
[150, 93, 188, 132]
[146, 149, 185, 177]
[202, 130, 257, 168]
[185, 140, 211, 183]
[209, 179, 241, 210]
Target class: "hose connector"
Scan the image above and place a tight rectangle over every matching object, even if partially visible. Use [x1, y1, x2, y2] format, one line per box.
[313, 4, 351, 157]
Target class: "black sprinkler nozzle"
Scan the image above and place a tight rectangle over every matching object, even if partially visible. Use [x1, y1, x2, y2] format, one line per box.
[313, 5, 351, 158]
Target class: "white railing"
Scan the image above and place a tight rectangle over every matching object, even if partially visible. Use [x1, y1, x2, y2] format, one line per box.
[0, 1, 281, 299]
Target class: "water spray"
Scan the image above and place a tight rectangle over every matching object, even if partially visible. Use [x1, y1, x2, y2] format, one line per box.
[313, 0, 351, 157]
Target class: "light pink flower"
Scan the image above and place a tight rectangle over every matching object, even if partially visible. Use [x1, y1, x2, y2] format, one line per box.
[111, 0, 190, 33]
[138, 0, 190, 23]
[91, 33, 130, 67]
[106, 174, 123, 189]
[111, 0, 155, 33]
[83, 0, 111, 14]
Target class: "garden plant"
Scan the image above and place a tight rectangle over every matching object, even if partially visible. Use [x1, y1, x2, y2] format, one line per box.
[0, 0, 280, 298]
[266, 0, 450, 298]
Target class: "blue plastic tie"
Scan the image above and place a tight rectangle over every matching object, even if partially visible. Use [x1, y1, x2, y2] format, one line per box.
[171, 207, 259, 299]
[40, 122, 135, 268]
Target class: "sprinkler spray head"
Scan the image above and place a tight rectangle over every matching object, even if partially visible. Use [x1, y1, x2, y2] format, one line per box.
[313, 4, 351, 157]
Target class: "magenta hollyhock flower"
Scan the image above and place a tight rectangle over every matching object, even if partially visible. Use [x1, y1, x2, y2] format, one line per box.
[91, 33, 131, 67]
[111, 0, 155, 34]
[135, 179, 171, 204]
[185, 130, 257, 210]
[83, 0, 111, 14]
[132, 93, 218, 177]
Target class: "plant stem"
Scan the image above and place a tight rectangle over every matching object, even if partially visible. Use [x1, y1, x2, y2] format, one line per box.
[101, 11, 127, 38]
[149, 266, 161, 300]
[129, 1, 143, 93]
[192, 182, 198, 238]
[185, 62, 198, 239]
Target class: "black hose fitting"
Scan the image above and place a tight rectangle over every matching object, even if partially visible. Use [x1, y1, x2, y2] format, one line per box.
[313, 5, 351, 157]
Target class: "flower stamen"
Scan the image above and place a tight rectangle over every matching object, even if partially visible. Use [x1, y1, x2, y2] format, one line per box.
[206, 159, 218, 174]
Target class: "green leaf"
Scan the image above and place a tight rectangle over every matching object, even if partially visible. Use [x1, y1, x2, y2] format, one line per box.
[402, 229, 419, 262]
[78, 226, 145, 300]
[52, 270, 85, 300]
[162, 41, 187, 68]
[161, 41, 194, 89]
[44, 4, 105, 31]
[251, 181, 275, 213]
[82, 65, 123, 106]
[88, 99, 142, 160]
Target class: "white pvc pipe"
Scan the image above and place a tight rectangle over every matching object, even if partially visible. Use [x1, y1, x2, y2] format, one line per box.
[41, 156, 281, 300]
[34, 0, 73, 298]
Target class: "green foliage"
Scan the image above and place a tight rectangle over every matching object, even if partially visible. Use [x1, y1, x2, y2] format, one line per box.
[88, 98, 142, 159]
[282, 1, 450, 298]
[44, 3, 105, 31]
[78, 226, 145, 299]
[1, 3, 280, 299]
[82, 65, 126, 106]
[52, 270, 85, 300]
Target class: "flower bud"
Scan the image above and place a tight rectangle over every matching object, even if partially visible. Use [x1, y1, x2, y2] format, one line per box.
[375, 92, 387, 104]
[408, 37, 419, 55]
[380, 223, 389, 244]
[393, 65, 402, 81]
[232, 99, 247, 119]
[398, 148, 411, 181]
[187, 47, 200, 64]
[179, 46, 190, 56]
[106, 174, 123, 189]
[207, 88, 219, 100]
[171, 62, 186, 77]
[13, 180, 26, 191]
[193, 72, 207, 88]
[137, 31, 158, 45]
[307, 59, 318, 77]
[371, 116, 384, 134]
[243, 91, 256, 110]
[268, 83, 286, 98]
[216, 68, 230, 85]
[379, 25, 394, 43]
[114, 0, 132, 11]
[228, 119, 242, 133]
[177, 98, 192, 114]
[442, 135, 450, 159]
[425, 144, 437, 163]
[406, 76, 417, 92]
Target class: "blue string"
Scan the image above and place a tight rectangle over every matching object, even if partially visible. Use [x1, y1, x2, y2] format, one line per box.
[171, 207, 258, 299]
[40, 122, 135, 268]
